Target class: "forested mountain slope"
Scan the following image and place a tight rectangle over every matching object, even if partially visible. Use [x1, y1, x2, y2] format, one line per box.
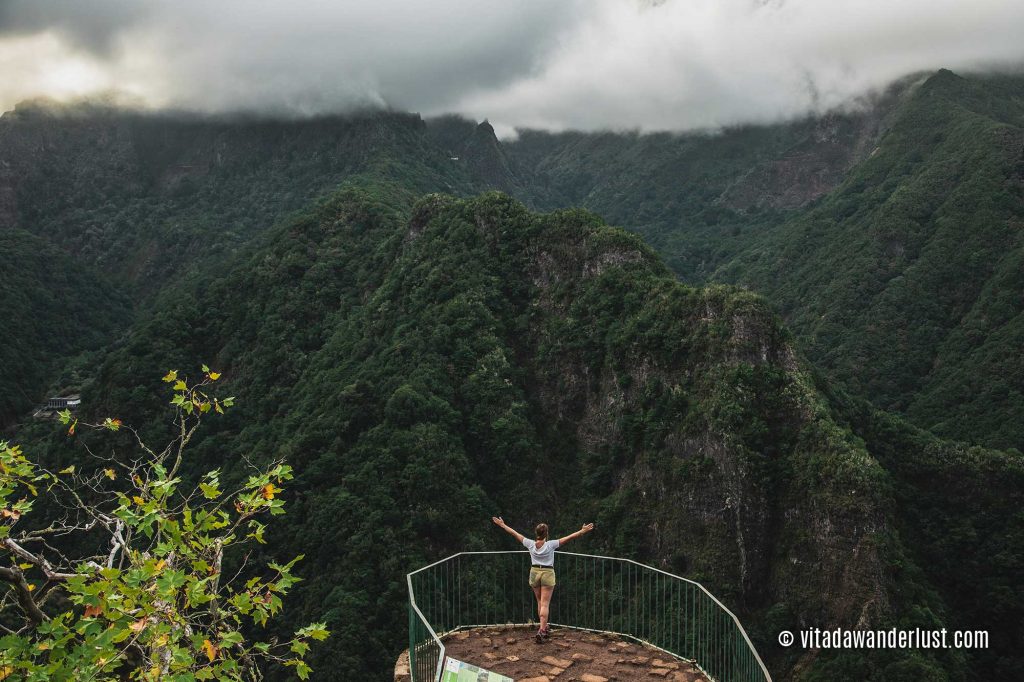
[22, 185, 1019, 681]
[824, 384, 1024, 682]
[713, 70, 1024, 451]
[0, 228, 129, 425]
[0, 103, 479, 420]
[6, 71, 1022, 452]
[0, 102, 477, 291]
[496, 95, 896, 282]
[429, 70, 1024, 451]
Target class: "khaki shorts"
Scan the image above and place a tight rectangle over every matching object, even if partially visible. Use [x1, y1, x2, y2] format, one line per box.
[529, 566, 556, 588]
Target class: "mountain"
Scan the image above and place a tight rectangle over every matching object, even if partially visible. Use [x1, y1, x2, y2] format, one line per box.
[0, 101, 477, 292]
[427, 116, 526, 195]
[20, 186, 1017, 681]
[0, 227, 129, 426]
[3, 69, 1024, 681]
[7, 72, 1022, 452]
[433, 70, 1024, 452]
[495, 79, 907, 281]
[0, 103, 480, 422]
[713, 70, 1024, 451]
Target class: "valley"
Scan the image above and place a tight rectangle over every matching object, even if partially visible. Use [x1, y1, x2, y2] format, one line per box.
[1, 68, 1022, 681]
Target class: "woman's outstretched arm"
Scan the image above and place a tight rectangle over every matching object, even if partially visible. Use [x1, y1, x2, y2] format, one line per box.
[492, 516, 526, 544]
[557, 522, 595, 546]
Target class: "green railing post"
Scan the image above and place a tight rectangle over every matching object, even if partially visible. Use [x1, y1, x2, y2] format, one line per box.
[408, 600, 416, 676]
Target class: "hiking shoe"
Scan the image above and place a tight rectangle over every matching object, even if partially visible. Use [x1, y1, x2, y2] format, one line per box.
[535, 629, 545, 644]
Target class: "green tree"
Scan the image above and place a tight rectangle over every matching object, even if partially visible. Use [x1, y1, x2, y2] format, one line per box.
[0, 367, 327, 681]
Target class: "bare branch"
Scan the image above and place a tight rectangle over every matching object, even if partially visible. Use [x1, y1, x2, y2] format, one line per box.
[106, 518, 127, 569]
[0, 565, 47, 625]
[2, 538, 79, 581]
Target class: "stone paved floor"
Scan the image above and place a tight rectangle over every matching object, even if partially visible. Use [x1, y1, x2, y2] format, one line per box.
[439, 625, 710, 682]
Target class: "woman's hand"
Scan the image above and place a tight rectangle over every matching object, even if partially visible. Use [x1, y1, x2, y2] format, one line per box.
[557, 522, 594, 545]
[494, 517, 524, 543]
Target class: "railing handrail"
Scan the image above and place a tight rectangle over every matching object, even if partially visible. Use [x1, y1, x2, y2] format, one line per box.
[407, 550, 772, 682]
[561, 551, 771, 680]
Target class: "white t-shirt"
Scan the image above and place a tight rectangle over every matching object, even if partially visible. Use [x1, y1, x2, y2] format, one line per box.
[523, 537, 560, 566]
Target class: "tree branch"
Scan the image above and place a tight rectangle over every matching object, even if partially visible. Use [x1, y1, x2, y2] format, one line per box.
[0, 564, 47, 625]
[3, 538, 79, 581]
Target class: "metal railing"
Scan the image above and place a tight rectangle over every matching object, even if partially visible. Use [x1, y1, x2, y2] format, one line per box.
[407, 551, 771, 682]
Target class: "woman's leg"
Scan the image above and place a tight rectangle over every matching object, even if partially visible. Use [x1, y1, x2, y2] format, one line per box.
[532, 584, 544, 641]
[539, 586, 555, 631]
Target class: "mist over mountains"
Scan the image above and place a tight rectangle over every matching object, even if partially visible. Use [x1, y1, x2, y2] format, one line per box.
[2, 65, 1024, 682]
[2, 0, 1024, 132]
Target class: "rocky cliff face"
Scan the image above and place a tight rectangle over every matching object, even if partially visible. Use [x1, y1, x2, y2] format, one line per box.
[714, 75, 926, 213]
[514, 214, 894, 634]
[718, 109, 887, 210]
[459, 120, 525, 195]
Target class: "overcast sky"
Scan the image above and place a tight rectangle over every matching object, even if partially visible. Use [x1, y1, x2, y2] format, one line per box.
[2, 0, 1023, 134]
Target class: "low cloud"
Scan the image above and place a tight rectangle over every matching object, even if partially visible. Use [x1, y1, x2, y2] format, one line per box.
[1, 0, 1023, 131]
[457, 0, 1024, 132]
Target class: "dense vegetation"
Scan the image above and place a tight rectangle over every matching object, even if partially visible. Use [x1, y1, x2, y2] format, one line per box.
[0, 102, 477, 293]
[714, 71, 1024, 452]
[430, 71, 1024, 453]
[499, 107, 890, 282]
[824, 384, 1024, 681]
[0, 376, 328, 681]
[0, 103, 479, 427]
[431, 71, 1022, 454]
[2, 68, 1023, 681]
[6, 71, 1023, 452]
[0, 228, 129, 426]
[9, 185, 1015, 680]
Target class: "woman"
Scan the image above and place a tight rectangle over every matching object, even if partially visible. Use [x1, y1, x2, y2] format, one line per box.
[492, 516, 595, 642]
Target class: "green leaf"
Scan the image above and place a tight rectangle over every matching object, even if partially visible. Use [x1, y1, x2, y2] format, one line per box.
[185, 577, 212, 607]
[219, 631, 243, 646]
[247, 520, 266, 544]
[155, 569, 187, 596]
[296, 623, 330, 641]
[198, 482, 221, 500]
